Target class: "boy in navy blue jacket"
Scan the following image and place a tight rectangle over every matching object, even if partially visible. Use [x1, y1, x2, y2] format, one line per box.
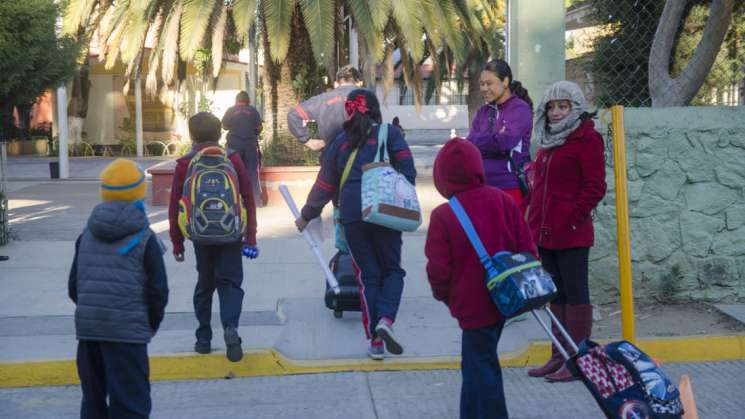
[68, 158, 169, 419]
[296, 89, 416, 360]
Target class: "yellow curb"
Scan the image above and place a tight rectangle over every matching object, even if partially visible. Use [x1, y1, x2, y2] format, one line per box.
[1, 335, 744, 388]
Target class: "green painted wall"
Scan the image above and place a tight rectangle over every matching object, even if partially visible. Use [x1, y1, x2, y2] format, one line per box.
[507, 0, 566, 104]
[591, 107, 745, 303]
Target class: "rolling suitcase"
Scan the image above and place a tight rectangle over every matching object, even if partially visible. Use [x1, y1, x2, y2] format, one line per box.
[325, 251, 361, 318]
[533, 307, 684, 419]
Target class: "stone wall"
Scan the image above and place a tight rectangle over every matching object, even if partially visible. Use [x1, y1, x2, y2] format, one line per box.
[590, 107, 745, 303]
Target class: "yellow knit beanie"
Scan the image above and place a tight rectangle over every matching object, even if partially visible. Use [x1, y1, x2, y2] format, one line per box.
[100, 159, 147, 202]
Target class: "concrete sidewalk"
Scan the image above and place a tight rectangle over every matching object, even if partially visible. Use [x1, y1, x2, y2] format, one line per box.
[2, 362, 745, 418]
[2, 159, 745, 391]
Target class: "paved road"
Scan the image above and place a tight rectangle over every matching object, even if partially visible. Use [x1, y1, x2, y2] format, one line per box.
[2, 362, 744, 418]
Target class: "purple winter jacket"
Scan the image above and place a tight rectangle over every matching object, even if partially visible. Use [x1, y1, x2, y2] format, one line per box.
[466, 94, 533, 190]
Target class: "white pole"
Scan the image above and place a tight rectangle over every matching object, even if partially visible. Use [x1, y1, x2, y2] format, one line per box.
[56, 85, 69, 179]
[279, 185, 340, 294]
[134, 77, 144, 157]
[349, 25, 359, 69]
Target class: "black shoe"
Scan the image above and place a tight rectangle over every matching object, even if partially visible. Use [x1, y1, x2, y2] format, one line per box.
[194, 340, 211, 354]
[0, 256, 8, 261]
[224, 327, 243, 362]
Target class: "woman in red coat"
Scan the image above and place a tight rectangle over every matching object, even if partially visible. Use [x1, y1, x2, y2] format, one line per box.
[526, 81, 607, 382]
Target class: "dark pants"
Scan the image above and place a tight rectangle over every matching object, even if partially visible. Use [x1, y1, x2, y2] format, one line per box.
[344, 221, 405, 339]
[235, 146, 262, 206]
[460, 323, 508, 419]
[76, 340, 151, 419]
[193, 243, 244, 342]
[538, 247, 590, 305]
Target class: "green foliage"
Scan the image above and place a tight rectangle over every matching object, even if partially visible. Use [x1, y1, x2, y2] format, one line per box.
[0, 0, 80, 140]
[291, 65, 327, 101]
[590, 0, 664, 107]
[261, 135, 319, 167]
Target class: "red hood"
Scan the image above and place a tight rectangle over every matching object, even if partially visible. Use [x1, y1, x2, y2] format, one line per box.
[433, 138, 485, 198]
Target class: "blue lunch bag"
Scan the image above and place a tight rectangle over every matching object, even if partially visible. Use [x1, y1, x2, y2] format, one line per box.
[448, 196, 557, 317]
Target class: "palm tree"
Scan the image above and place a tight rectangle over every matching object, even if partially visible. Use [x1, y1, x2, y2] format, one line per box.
[63, 0, 503, 139]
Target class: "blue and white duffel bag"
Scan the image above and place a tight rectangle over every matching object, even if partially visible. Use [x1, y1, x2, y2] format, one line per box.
[360, 123, 422, 232]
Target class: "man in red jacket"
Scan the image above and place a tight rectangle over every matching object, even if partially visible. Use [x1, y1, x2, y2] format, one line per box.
[168, 112, 258, 362]
[425, 138, 536, 419]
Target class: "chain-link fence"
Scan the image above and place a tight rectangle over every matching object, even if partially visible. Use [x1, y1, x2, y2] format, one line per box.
[565, 0, 744, 107]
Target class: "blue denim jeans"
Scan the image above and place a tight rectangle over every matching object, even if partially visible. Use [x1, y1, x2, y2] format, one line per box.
[460, 322, 508, 419]
[344, 221, 405, 339]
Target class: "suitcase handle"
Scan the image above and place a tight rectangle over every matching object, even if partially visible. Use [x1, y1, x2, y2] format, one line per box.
[530, 306, 580, 361]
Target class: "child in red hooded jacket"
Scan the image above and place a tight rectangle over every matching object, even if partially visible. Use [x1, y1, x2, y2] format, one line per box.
[425, 138, 537, 419]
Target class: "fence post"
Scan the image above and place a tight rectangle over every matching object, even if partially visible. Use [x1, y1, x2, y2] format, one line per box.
[611, 105, 635, 342]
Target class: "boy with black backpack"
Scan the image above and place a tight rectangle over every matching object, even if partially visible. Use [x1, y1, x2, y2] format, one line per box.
[169, 112, 258, 362]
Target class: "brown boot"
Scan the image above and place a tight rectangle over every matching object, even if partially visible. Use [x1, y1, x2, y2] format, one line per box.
[545, 304, 593, 383]
[528, 303, 566, 377]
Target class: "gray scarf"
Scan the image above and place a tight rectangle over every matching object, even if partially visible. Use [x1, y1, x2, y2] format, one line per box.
[534, 81, 587, 149]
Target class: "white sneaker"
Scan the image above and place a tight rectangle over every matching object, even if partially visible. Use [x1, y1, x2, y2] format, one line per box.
[375, 320, 403, 355]
[367, 342, 384, 361]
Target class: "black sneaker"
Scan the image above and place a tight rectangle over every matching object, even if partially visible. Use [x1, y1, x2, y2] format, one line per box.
[194, 340, 211, 354]
[223, 327, 243, 362]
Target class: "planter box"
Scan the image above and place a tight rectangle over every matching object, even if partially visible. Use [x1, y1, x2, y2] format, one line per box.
[146, 161, 320, 207]
[260, 166, 320, 207]
[147, 160, 177, 206]
[5, 139, 48, 156]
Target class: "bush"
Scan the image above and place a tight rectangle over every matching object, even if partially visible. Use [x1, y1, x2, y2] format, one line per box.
[260, 135, 320, 167]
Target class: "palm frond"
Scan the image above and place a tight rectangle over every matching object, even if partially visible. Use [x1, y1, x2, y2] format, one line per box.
[162, 0, 184, 85]
[347, 0, 384, 61]
[398, 39, 422, 112]
[180, 0, 219, 61]
[231, 0, 258, 43]
[368, 0, 393, 31]
[120, 1, 159, 64]
[62, 0, 99, 36]
[262, 0, 296, 63]
[300, 0, 335, 64]
[426, 0, 466, 64]
[100, 0, 131, 58]
[381, 43, 395, 103]
[146, 6, 166, 97]
[104, 23, 127, 69]
[390, 0, 424, 61]
[211, 4, 228, 78]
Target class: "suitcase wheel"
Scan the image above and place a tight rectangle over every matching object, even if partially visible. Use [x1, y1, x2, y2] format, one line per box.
[334, 310, 343, 319]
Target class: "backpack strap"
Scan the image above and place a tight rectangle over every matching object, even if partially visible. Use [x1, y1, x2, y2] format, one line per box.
[376, 123, 389, 163]
[340, 147, 359, 192]
[448, 196, 500, 279]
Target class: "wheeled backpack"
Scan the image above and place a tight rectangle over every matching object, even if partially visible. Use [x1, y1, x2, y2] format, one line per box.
[325, 251, 361, 318]
[530, 307, 684, 419]
[178, 146, 246, 245]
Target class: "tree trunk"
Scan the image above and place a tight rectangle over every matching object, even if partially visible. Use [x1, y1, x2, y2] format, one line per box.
[0, 101, 16, 141]
[649, 0, 735, 107]
[466, 69, 482, 125]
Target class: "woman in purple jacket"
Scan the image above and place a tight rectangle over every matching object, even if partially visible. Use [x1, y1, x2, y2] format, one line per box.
[467, 59, 533, 207]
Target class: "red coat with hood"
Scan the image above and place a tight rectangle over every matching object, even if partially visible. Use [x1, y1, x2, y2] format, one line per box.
[526, 119, 607, 250]
[425, 139, 537, 330]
